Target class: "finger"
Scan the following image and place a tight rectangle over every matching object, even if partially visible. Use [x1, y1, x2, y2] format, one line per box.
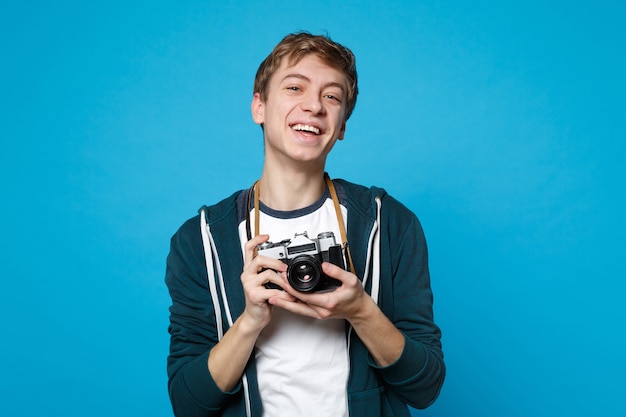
[258, 268, 287, 288]
[255, 255, 287, 274]
[267, 289, 297, 304]
[242, 269, 284, 305]
[321, 262, 351, 282]
[268, 296, 322, 318]
[243, 234, 269, 266]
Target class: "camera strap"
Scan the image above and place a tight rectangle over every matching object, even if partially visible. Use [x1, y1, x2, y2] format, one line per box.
[324, 173, 356, 274]
[246, 173, 355, 273]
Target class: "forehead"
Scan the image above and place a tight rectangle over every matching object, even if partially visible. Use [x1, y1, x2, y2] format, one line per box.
[272, 54, 348, 89]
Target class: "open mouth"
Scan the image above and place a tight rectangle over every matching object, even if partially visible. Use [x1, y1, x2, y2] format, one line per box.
[291, 123, 321, 135]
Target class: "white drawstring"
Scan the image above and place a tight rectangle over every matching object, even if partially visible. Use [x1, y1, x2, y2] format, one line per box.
[361, 197, 382, 305]
[370, 197, 382, 305]
[200, 209, 252, 417]
[200, 209, 224, 339]
[346, 196, 382, 412]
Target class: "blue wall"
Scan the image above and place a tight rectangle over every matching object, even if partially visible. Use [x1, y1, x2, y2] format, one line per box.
[2, 1, 624, 416]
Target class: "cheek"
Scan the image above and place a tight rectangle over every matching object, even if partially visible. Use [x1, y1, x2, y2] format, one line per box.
[268, 103, 297, 127]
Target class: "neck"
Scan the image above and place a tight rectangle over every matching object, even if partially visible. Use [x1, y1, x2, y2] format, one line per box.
[258, 166, 326, 211]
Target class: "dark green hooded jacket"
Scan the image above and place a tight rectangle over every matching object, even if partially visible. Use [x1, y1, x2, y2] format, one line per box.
[166, 179, 445, 417]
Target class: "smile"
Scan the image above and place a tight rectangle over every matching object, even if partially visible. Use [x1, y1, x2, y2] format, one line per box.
[291, 124, 321, 135]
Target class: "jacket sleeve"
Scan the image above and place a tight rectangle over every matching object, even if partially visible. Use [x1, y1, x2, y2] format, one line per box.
[165, 216, 241, 417]
[372, 196, 446, 409]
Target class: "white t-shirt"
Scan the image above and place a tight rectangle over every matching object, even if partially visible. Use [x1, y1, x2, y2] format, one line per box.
[238, 195, 350, 417]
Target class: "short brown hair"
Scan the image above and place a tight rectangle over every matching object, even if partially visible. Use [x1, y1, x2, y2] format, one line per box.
[253, 32, 359, 120]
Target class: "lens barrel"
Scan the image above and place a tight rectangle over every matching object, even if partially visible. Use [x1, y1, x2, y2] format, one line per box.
[287, 255, 322, 292]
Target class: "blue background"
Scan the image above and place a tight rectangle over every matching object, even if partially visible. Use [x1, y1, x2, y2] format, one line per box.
[2, 1, 624, 416]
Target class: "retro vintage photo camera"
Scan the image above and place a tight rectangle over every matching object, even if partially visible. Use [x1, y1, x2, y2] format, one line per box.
[257, 231, 346, 292]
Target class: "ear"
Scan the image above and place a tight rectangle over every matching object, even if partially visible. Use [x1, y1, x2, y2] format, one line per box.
[251, 92, 265, 125]
[337, 120, 346, 140]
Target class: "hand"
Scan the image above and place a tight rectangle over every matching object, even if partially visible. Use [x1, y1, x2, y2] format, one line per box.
[269, 261, 370, 322]
[240, 235, 295, 330]
[271, 261, 406, 367]
[208, 235, 296, 392]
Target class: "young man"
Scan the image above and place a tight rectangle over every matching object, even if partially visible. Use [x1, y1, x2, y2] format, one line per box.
[166, 33, 445, 417]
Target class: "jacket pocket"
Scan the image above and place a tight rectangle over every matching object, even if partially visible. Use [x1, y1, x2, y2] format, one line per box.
[349, 386, 383, 416]
[349, 386, 411, 417]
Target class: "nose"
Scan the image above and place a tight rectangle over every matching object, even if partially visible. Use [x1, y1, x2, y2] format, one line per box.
[300, 90, 325, 115]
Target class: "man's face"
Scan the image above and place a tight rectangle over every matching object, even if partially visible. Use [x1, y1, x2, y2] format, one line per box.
[251, 54, 348, 168]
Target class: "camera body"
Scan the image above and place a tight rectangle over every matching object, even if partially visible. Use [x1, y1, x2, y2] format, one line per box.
[257, 231, 345, 292]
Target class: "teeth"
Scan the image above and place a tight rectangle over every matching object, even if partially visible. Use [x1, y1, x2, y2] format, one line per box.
[292, 124, 320, 134]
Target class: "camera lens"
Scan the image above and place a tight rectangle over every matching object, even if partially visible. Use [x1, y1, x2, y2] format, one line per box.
[295, 264, 315, 282]
[287, 255, 322, 292]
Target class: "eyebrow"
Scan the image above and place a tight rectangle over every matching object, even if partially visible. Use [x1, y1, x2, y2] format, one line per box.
[280, 73, 346, 92]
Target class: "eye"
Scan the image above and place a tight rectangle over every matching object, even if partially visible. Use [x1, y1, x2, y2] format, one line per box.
[287, 86, 301, 92]
[324, 94, 342, 103]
